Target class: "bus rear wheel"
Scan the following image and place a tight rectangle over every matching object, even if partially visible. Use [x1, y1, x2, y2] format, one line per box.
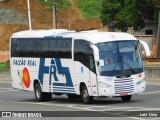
[34, 83, 52, 102]
[121, 95, 132, 102]
[81, 85, 93, 104]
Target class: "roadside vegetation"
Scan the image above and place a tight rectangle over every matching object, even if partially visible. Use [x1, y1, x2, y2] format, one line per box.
[75, 0, 102, 19]
[36, 0, 71, 10]
[36, 0, 102, 19]
[35, 0, 160, 32]
[0, 61, 10, 71]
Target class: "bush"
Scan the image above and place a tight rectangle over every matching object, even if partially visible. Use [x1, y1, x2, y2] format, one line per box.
[76, 0, 103, 19]
[0, 61, 10, 70]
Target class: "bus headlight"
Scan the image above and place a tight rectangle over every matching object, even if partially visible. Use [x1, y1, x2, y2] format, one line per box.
[98, 81, 112, 88]
[136, 79, 144, 85]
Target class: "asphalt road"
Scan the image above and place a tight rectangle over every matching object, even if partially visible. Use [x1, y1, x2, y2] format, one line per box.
[0, 83, 160, 120]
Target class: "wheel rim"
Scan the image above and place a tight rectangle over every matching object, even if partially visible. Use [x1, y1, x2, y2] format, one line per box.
[83, 89, 89, 101]
[36, 87, 40, 99]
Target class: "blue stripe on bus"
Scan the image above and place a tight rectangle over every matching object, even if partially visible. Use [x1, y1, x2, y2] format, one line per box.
[38, 58, 74, 88]
[53, 91, 76, 94]
[49, 88, 75, 90]
[50, 86, 74, 89]
[49, 88, 75, 91]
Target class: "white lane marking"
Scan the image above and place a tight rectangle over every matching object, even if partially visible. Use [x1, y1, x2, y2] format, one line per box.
[129, 117, 147, 120]
[147, 83, 160, 85]
[96, 107, 131, 111]
[82, 105, 119, 109]
[151, 118, 160, 120]
[128, 108, 160, 111]
[9, 101, 70, 108]
[0, 88, 13, 90]
[140, 91, 160, 95]
[0, 90, 18, 93]
[8, 101, 159, 120]
[7, 101, 146, 120]
[35, 102, 98, 111]
[93, 106, 154, 111]
[9, 101, 160, 111]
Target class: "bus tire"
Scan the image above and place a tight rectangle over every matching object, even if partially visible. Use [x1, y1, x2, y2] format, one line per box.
[121, 95, 132, 102]
[81, 85, 93, 104]
[67, 94, 80, 99]
[34, 83, 52, 102]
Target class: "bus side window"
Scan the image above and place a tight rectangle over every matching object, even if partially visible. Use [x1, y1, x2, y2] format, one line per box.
[88, 47, 96, 73]
[74, 40, 96, 73]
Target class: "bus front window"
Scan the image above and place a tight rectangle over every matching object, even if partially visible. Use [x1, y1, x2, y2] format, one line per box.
[96, 40, 143, 76]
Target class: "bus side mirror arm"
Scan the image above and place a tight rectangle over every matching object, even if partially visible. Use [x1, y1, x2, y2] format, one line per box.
[91, 45, 100, 74]
[139, 40, 151, 57]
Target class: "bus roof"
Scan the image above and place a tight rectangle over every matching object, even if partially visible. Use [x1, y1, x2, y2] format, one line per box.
[11, 29, 137, 44]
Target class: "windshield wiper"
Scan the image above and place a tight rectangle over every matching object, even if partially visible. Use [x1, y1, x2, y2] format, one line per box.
[120, 41, 139, 74]
[108, 60, 119, 76]
[108, 42, 122, 76]
[119, 53, 137, 74]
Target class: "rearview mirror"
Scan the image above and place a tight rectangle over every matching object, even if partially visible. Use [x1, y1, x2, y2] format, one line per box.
[139, 40, 151, 57]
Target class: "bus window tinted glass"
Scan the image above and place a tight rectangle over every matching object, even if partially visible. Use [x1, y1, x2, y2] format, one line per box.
[74, 40, 96, 73]
[11, 38, 72, 58]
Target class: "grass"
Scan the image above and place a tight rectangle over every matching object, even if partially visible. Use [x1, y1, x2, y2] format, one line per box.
[76, 0, 103, 19]
[36, 0, 71, 10]
[0, 62, 10, 71]
[36, 0, 102, 19]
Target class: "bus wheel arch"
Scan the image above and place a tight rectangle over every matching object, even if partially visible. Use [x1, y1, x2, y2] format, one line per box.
[33, 79, 41, 89]
[80, 82, 93, 104]
[33, 79, 52, 102]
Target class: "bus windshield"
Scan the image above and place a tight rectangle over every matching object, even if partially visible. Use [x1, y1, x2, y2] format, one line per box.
[96, 40, 143, 76]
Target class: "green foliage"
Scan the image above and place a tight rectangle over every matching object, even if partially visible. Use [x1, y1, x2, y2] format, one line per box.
[146, 0, 160, 23]
[100, 0, 156, 31]
[76, 0, 103, 19]
[100, 0, 121, 24]
[0, 62, 6, 68]
[115, 0, 143, 31]
[36, 0, 71, 10]
[0, 62, 9, 71]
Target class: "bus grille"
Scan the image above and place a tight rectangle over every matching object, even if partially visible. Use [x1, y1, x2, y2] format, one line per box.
[114, 78, 134, 95]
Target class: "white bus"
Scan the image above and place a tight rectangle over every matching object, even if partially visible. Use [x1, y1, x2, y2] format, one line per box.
[10, 29, 150, 104]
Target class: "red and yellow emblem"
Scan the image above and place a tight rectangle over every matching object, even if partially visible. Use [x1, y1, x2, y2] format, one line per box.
[18, 67, 31, 88]
[22, 67, 30, 88]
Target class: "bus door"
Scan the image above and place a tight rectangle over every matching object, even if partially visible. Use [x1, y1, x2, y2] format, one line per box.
[88, 46, 98, 96]
[74, 39, 98, 96]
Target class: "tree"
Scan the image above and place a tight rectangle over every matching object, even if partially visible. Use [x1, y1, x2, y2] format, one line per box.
[148, 0, 160, 9]
[100, 0, 155, 31]
[148, 0, 160, 57]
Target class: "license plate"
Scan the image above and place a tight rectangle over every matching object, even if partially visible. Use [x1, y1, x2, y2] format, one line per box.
[120, 92, 128, 95]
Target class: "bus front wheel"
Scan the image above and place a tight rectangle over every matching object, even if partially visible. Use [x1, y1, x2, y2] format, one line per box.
[81, 85, 93, 104]
[121, 95, 132, 102]
[34, 83, 52, 102]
